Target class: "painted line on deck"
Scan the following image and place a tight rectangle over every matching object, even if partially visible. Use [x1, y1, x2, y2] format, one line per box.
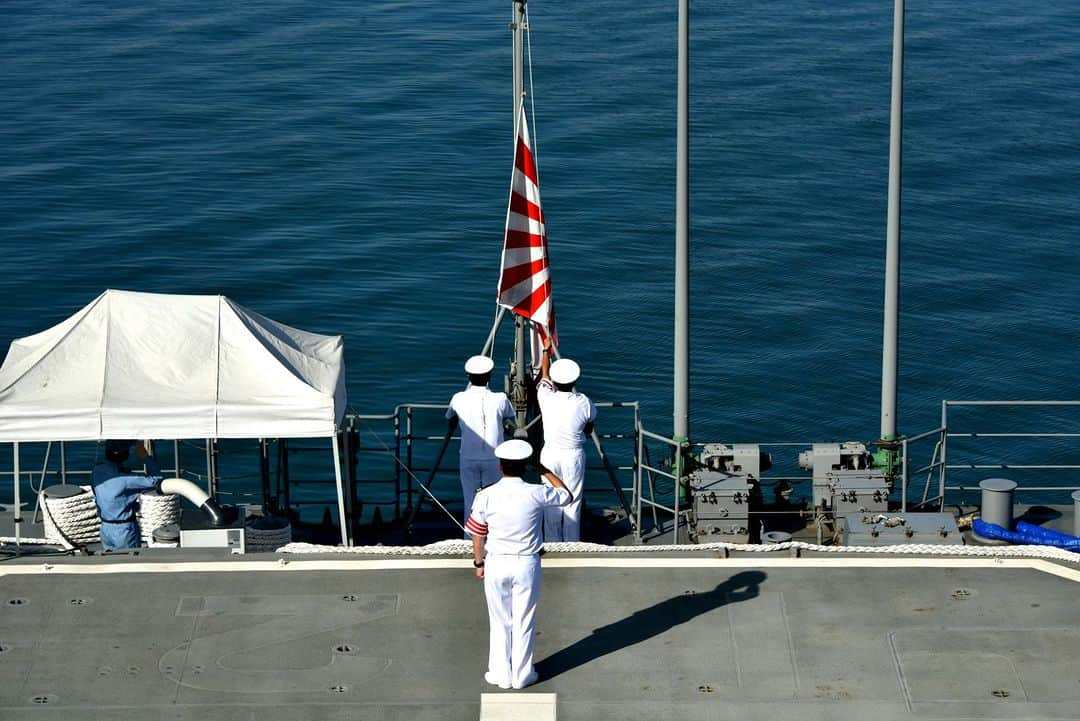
[2, 555, 1078, 582]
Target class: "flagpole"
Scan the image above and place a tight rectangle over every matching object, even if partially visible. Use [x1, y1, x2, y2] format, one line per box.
[510, 0, 530, 437]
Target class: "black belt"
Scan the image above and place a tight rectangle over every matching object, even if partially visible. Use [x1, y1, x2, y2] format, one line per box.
[101, 517, 135, 524]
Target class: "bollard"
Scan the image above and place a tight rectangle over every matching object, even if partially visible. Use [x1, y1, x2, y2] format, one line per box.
[762, 531, 792, 545]
[979, 478, 1018, 529]
[1072, 490, 1080, 538]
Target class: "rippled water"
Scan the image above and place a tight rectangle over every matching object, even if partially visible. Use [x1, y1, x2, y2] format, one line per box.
[2, 1, 1078, 505]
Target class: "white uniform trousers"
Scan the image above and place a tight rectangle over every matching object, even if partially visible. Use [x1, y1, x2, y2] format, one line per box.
[540, 446, 586, 542]
[461, 458, 502, 537]
[484, 553, 542, 689]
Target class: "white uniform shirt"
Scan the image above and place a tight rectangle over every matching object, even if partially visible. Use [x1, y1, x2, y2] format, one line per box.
[537, 379, 597, 450]
[466, 476, 571, 555]
[446, 386, 515, 461]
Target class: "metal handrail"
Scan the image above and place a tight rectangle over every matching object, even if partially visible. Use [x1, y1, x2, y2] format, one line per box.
[635, 425, 686, 542]
[343, 400, 642, 528]
[5, 399, 1075, 544]
[935, 400, 1080, 504]
[899, 427, 945, 511]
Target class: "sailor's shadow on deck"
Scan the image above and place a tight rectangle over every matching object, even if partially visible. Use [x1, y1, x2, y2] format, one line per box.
[537, 569, 766, 680]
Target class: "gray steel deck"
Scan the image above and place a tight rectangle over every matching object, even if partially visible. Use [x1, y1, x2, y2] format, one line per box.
[1, 553, 1078, 720]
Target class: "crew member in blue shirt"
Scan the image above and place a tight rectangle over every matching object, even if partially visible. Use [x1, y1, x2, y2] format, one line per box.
[91, 439, 164, 550]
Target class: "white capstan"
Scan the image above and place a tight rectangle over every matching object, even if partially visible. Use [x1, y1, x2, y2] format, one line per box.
[464, 355, 495, 374]
[494, 439, 532, 461]
[549, 358, 580, 385]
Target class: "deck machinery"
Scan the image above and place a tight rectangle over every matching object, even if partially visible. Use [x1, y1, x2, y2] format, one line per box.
[799, 441, 961, 545]
[688, 443, 770, 543]
[799, 442, 890, 515]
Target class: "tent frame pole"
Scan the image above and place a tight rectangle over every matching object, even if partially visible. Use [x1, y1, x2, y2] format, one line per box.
[205, 439, 213, 495]
[332, 432, 351, 547]
[13, 442, 21, 549]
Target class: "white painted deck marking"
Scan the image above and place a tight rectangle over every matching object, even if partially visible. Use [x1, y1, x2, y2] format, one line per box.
[2, 555, 1078, 583]
[480, 692, 556, 721]
[728, 591, 798, 697]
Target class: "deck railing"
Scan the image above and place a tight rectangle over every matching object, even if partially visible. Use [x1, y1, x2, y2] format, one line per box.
[909, 400, 1080, 508]
[343, 401, 642, 531]
[3, 399, 1077, 543]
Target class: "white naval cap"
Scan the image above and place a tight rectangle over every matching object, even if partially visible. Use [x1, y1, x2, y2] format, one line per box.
[464, 355, 495, 375]
[549, 358, 581, 385]
[494, 439, 533, 461]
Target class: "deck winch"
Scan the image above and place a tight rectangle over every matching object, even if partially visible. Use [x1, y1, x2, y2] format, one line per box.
[689, 444, 770, 542]
[799, 442, 891, 514]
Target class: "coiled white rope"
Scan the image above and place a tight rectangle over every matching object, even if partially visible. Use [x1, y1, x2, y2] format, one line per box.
[138, 492, 180, 546]
[41, 486, 100, 548]
[276, 539, 1080, 564]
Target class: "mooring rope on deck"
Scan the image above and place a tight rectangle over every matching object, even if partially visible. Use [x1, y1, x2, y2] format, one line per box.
[276, 539, 1080, 563]
[138, 491, 180, 546]
[41, 486, 100, 548]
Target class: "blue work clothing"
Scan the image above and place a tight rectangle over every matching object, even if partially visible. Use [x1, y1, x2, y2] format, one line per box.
[91, 458, 162, 550]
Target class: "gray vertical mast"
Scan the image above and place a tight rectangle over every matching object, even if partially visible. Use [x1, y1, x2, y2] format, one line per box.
[510, 0, 529, 436]
[880, 0, 904, 443]
[674, 0, 690, 446]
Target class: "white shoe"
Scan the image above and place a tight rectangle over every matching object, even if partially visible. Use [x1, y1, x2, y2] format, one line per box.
[513, 670, 539, 689]
[485, 671, 511, 690]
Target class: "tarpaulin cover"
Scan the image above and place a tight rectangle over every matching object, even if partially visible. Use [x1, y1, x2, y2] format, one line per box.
[0, 289, 346, 442]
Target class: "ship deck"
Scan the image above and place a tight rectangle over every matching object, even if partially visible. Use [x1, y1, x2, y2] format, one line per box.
[1, 545, 1078, 721]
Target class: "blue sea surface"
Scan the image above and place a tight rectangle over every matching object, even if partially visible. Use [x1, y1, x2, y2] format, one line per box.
[2, 1, 1078, 509]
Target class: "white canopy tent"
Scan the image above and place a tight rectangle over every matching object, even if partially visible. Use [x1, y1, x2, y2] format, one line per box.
[0, 289, 352, 545]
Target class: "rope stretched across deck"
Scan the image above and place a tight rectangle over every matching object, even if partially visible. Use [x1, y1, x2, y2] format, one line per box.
[276, 539, 1080, 564]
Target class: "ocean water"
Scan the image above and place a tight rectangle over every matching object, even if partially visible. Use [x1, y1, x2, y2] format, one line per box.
[2, 1, 1078, 509]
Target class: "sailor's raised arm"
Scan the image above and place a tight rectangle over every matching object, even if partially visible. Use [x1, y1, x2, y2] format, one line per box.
[134, 441, 163, 482]
[535, 462, 572, 506]
[540, 335, 552, 381]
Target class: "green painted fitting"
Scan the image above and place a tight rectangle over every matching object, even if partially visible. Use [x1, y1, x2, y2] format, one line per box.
[673, 435, 690, 501]
[872, 433, 905, 478]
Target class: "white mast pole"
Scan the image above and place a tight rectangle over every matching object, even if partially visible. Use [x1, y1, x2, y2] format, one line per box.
[674, 0, 690, 446]
[880, 0, 904, 442]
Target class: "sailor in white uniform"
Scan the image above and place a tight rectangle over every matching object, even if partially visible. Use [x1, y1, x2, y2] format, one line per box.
[445, 355, 515, 535]
[468, 439, 572, 690]
[536, 339, 597, 541]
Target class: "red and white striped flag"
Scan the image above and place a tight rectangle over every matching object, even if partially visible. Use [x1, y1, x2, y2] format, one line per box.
[498, 101, 556, 344]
